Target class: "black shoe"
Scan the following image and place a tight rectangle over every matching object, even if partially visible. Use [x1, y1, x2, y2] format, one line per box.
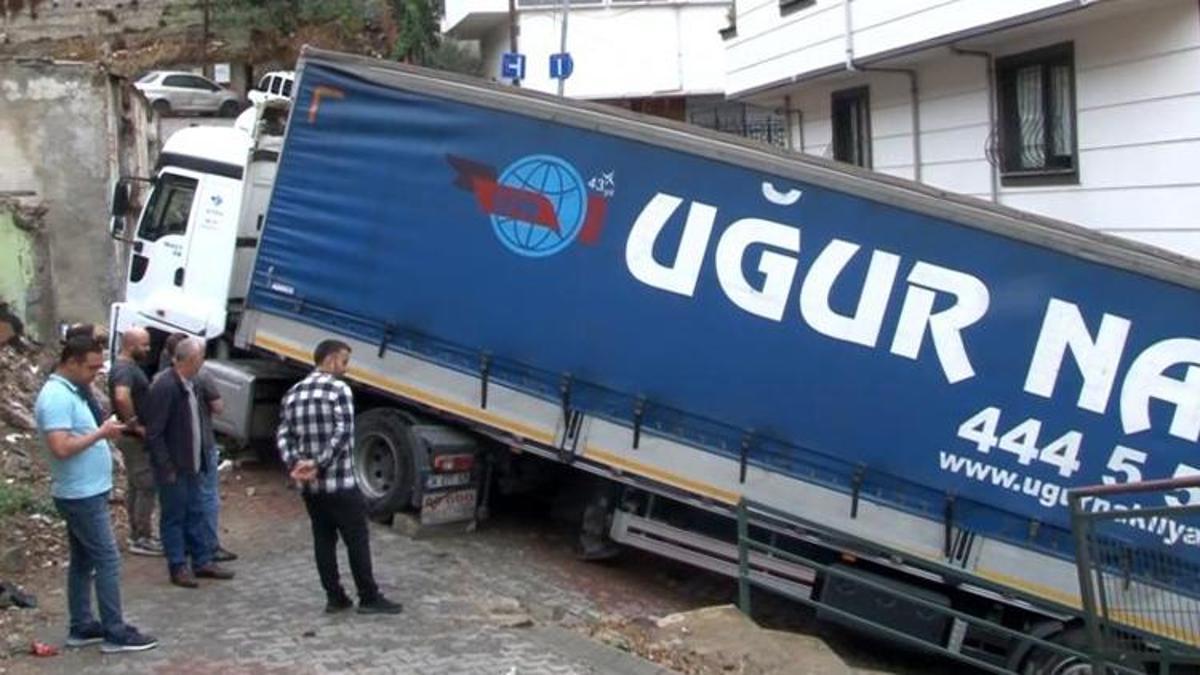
[357, 595, 403, 615]
[65, 622, 105, 648]
[325, 595, 354, 614]
[212, 547, 238, 563]
[194, 563, 235, 580]
[100, 625, 158, 653]
[170, 569, 199, 589]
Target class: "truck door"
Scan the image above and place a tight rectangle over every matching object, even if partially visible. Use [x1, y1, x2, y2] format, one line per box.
[124, 169, 240, 338]
[126, 171, 196, 320]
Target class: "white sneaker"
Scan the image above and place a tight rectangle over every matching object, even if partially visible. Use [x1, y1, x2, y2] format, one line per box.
[127, 538, 163, 557]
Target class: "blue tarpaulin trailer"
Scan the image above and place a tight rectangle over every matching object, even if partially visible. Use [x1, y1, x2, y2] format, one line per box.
[139, 47, 1200, 669]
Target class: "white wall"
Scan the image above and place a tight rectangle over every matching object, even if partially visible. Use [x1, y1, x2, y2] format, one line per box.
[443, 0, 508, 36]
[999, 0, 1200, 258]
[726, 0, 1091, 97]
[472, 2, 729, 99]
[479, 26, 511, 84]
[753, 0, 1200, 258]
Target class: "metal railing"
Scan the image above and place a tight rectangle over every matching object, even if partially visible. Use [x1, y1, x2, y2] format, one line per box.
[688, 107, 788, 149]
[1070, 476, 1200, 673]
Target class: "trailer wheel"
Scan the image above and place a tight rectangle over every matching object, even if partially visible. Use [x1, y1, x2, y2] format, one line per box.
[1020, 627, 1142, 675]
[354, 409, 418, 515]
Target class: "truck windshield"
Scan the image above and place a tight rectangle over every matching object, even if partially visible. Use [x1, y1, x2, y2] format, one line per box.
[136, 173, 198, 242]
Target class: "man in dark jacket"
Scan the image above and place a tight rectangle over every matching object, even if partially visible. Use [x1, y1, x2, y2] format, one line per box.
[145, 337, 234, 588]
[157, 332, 236, 563]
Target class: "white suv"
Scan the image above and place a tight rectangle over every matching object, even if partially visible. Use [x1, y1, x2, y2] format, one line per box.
[134, 71, 243, 117]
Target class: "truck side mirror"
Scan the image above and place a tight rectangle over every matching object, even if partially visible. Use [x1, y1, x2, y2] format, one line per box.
[109, 215, 127, 238]
[110, 180, 130, 217]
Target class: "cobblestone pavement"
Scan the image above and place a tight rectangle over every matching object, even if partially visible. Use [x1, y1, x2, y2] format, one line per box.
[6, 468, 672, 675]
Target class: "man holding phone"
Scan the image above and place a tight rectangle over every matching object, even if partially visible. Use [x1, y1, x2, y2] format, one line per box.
[36, 334, 158, 653]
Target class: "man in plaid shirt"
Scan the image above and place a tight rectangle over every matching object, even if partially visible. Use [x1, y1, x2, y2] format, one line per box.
[277, 339, 403, 615]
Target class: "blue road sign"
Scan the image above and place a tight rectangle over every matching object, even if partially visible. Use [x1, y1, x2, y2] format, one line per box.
[501, 52, 526, 81]
[549, 52, 574, 80]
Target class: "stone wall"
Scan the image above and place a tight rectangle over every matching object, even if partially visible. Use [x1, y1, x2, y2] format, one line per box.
[0, 0, 199, 52]
[0, 58, 156, 341]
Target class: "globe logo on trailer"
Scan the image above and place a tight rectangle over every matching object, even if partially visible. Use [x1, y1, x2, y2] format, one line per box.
[490, 155, 587, 258]
[447, 152, 611, 256]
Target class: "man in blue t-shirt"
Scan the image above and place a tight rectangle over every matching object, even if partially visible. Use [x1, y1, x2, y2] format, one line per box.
[35, 335, 158, 654]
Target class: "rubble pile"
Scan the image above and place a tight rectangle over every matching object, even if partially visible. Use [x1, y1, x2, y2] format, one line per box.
[586, 605, 870, 675]
[0, 343, 58, 658]
[0, 342, 135, 658]
[0, 344, 39, 433]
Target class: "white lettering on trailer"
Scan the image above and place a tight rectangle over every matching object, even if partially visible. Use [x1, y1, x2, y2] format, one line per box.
[1121, 338, 1200, 441]
[625, 192, 990, 385]
[1024, 298, 1130, 414]
[714, 217, 800, 321]
[761, 181, 802, 206]
[1025, 299, 1200, 441]
[625, 193, 715, 298]
[888, 262, 989, 384]
[799, 240, 899, 348]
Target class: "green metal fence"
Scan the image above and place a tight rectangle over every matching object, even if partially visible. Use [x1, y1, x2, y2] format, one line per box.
[1070, 476, 1200, 673]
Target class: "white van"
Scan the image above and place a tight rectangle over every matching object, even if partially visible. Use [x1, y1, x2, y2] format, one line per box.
[247, 71, 294, 105]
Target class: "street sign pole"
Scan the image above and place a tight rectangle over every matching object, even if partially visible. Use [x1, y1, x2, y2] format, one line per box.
[508, 0, 521, 87]
[557, 0, 570, 96]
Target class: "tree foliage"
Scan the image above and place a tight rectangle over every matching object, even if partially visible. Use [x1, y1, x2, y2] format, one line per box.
[209, 0, 479, 77]
[211, 0, 380, 41]
[429, 39, 483, 76]
[389, 0, 440, 65]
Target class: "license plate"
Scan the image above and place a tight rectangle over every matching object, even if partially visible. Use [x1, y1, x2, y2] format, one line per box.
[425, 471, 471, 490]
[420, 488, 477, 525]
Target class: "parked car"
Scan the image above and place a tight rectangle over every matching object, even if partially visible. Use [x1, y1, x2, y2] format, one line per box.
[248, 70, 295, 105]
[134, 71, 243, 117]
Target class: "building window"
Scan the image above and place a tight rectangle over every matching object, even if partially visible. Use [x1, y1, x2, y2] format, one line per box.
[832, 86, 871, 168]
[997, 43, 1077, 185]
[779, 0, 815, 18]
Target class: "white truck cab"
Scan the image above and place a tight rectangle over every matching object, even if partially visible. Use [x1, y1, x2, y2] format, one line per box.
[109, 102, 285, 344]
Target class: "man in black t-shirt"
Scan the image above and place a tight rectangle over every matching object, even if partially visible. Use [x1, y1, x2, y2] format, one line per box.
[109, 327, 160, 556]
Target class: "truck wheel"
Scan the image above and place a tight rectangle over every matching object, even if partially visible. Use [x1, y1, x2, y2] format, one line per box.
[576, 482, 621, 561]
[354, 408, 418, 515]
[1020, 628, 1142, 675]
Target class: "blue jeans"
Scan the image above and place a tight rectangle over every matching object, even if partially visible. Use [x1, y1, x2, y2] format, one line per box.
[199, 446, 220, 553]
[158, 472, 211, 572]
[54, 492, 126, 638]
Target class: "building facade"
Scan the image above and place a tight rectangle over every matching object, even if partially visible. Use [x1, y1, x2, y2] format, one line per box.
[723, 0, 1200, 257]
[443, 0, 788, 142]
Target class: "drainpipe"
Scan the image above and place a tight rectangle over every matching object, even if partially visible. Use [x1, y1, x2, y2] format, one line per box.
[783, 94, 805, 153]
[952, 45, 999, 203]
[508, 0, 521, 87]
[843, 0, 856, 70]
[843, 0, 921, 181]
[855, 65, 922, 182]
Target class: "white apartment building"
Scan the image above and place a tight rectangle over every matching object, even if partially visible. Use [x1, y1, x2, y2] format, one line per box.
[724, 0, 1200, 258]
[443, 0, 788, 143]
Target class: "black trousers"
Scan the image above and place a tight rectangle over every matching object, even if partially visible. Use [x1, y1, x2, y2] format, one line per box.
[302, 489, 380, 602]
